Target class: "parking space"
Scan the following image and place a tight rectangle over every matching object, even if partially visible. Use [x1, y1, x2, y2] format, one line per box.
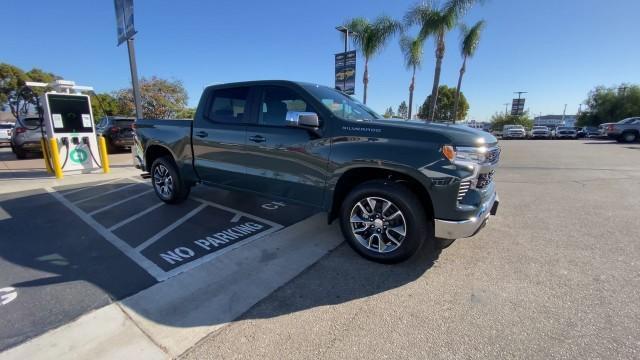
[0, 173, 317, 351]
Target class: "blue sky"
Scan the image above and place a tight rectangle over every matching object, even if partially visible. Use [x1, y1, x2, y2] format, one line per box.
[3, 0, 639, 121]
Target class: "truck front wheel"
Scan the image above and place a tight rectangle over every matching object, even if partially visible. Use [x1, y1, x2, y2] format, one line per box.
[339, 180, 430, 263]
[151, 156, 191, 204]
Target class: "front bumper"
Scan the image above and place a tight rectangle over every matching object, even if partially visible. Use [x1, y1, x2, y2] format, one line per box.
[434, 191, 499, 239]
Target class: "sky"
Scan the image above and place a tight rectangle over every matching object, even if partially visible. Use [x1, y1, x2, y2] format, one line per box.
[2, 0, 639, 121]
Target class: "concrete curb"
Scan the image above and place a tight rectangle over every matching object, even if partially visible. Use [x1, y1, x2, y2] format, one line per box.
[0, 213, 343, 359]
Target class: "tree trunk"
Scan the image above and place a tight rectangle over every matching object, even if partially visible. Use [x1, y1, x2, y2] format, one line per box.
[408, 66, 416, 120]
[363, 58, 369, 104]
[453, 56, 467, 124]
[429, 33, 446, 121]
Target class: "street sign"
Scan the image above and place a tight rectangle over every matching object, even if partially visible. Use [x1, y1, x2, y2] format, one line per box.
[114, 0, 136, 46]
[511, 98, 526, 116]
[335, 50, 356, 95]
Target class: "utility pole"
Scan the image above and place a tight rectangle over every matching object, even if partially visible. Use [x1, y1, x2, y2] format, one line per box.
[127, 38, 143, 120]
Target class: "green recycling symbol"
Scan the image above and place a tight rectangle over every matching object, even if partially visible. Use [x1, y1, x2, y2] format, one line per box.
[70, 149, 89, 164]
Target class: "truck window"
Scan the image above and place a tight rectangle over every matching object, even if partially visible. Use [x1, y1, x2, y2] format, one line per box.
[258, 86, 314, 126]
[206, 87, 249, 124]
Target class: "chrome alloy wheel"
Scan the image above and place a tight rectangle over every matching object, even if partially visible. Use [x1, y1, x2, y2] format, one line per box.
[349, 197, 407, 253]
[153, 164, 174, 199]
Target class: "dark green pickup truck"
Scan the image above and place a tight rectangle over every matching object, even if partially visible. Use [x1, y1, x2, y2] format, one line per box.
[134, 80, 500, 263]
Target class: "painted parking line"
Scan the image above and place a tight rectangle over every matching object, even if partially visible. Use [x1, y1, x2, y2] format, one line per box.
[60, 178, 121, 196]
[72, 182, 141, 205]
[136, 203, 208, 251]
[108, 202, 164, 231]
[46, 187, 168, 280]
[46, 178, 286, 282]
[89, 188, 154, 216]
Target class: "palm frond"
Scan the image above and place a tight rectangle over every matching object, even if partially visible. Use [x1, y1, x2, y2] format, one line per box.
[400, 35, 424, 69]
[459, 20, 486, 58]
[344, 16, 401, 58]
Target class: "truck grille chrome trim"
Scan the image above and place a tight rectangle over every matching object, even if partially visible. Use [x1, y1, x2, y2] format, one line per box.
[457, 180, 471, 200]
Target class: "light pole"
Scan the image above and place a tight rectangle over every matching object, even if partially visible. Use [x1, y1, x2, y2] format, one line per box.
[504, 103, 509, 116]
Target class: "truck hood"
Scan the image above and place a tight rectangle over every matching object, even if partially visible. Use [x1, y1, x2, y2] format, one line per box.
[367, 119, 497, 147]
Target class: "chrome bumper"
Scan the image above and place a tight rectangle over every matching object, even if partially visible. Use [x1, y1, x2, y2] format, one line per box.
[434, 192, 499, 240]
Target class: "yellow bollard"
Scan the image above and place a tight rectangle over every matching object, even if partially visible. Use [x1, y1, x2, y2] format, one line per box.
[49, 138, 64, 179]
[40, 138, 53, 174]
[98, 136, 110, 174]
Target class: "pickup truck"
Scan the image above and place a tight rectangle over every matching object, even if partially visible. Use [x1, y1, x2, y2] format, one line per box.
[133, 81, 500, 263]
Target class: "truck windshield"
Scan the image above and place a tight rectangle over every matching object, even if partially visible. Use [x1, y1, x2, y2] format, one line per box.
[302, 84, 382, 121]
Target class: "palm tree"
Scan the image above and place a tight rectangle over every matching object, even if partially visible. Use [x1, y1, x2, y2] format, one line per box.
[344, 16, 401, 104]
[405, 0, 478, 120]
[453, 20, 485, 122]
[399, 35, 424, 120]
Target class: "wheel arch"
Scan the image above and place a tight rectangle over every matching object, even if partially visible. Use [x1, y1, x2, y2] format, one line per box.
[327, 166, 434, 224]
[145, 144, 177, 172]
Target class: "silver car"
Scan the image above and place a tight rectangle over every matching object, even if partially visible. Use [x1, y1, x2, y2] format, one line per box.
[0, 123, 12, 146]
[11, 117, 44, 158]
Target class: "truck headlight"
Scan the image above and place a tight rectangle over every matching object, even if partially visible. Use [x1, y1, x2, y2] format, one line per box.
[454, 146, 487, 164]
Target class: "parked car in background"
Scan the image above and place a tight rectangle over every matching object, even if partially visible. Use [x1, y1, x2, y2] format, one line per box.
[10, 117, 44, 158]
[599, 117, 639, 138]
[96, 116, 135, 153]
[529, 126, 552, 139]
[579, 126, 600, 138]
[605, 117, 640, 143]
[502, 124, 526, 139]
[0, 123, 13, 146]
[555, 126, 577, 139]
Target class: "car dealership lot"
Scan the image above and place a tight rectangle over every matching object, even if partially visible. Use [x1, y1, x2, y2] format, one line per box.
[1, 140, 640, 358]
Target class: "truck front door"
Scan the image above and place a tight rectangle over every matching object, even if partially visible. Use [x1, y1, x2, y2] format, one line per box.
[243, 85, 331, 207]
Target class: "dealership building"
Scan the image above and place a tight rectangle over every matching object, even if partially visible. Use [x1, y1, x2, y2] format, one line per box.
[533, 115, 577, 128]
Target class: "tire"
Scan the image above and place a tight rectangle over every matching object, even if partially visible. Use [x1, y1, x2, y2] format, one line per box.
[105, 139, 117, 154]
[15, 147, 27, 159]
[150, 156, 191, 204]
[621, 131, 638, 143]
[339, 180, 430, 264]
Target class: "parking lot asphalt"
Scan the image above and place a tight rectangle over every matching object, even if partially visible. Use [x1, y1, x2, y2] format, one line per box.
[0, 154, 317, 351]
[0, 147, 134, 179]
[182, 140, 640, 360]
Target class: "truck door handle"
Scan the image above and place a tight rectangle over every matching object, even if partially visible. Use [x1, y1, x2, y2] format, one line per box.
[249, 135, 266, 143]
[195, 131, 208, 138]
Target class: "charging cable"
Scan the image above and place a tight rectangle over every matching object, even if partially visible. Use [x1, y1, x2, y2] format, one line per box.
[82, 137, 103, 168]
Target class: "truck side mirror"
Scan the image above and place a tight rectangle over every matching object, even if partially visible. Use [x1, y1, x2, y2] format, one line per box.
[286, 111, 320, 129]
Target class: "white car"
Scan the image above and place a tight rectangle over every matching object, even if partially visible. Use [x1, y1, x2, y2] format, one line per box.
[555, 126, 577, 139]
[502, 125, 526, 139]
[529, 126, 551, 139]
[0, 123, 13, 146]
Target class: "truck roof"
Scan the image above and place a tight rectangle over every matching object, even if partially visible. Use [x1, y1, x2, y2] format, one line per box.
[204, 80, 324, 90]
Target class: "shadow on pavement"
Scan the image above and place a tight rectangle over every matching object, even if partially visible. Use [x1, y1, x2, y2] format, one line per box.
[237, 240, 441, 322]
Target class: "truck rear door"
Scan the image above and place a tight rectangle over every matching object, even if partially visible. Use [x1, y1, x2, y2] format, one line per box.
[192, 86, 256, 187]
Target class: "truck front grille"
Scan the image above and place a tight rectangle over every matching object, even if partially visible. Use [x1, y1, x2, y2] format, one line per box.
[457, 180, 471, 200]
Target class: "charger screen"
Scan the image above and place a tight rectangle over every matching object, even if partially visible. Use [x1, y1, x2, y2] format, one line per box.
[47, 94, 93, 133]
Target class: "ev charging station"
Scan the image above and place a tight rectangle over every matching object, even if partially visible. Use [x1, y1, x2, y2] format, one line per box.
[26, 80, 110, 178]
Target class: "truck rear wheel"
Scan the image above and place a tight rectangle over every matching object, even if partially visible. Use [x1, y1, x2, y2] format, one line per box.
[339, 180, 430, 263]
[151, 156, 191, 204]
